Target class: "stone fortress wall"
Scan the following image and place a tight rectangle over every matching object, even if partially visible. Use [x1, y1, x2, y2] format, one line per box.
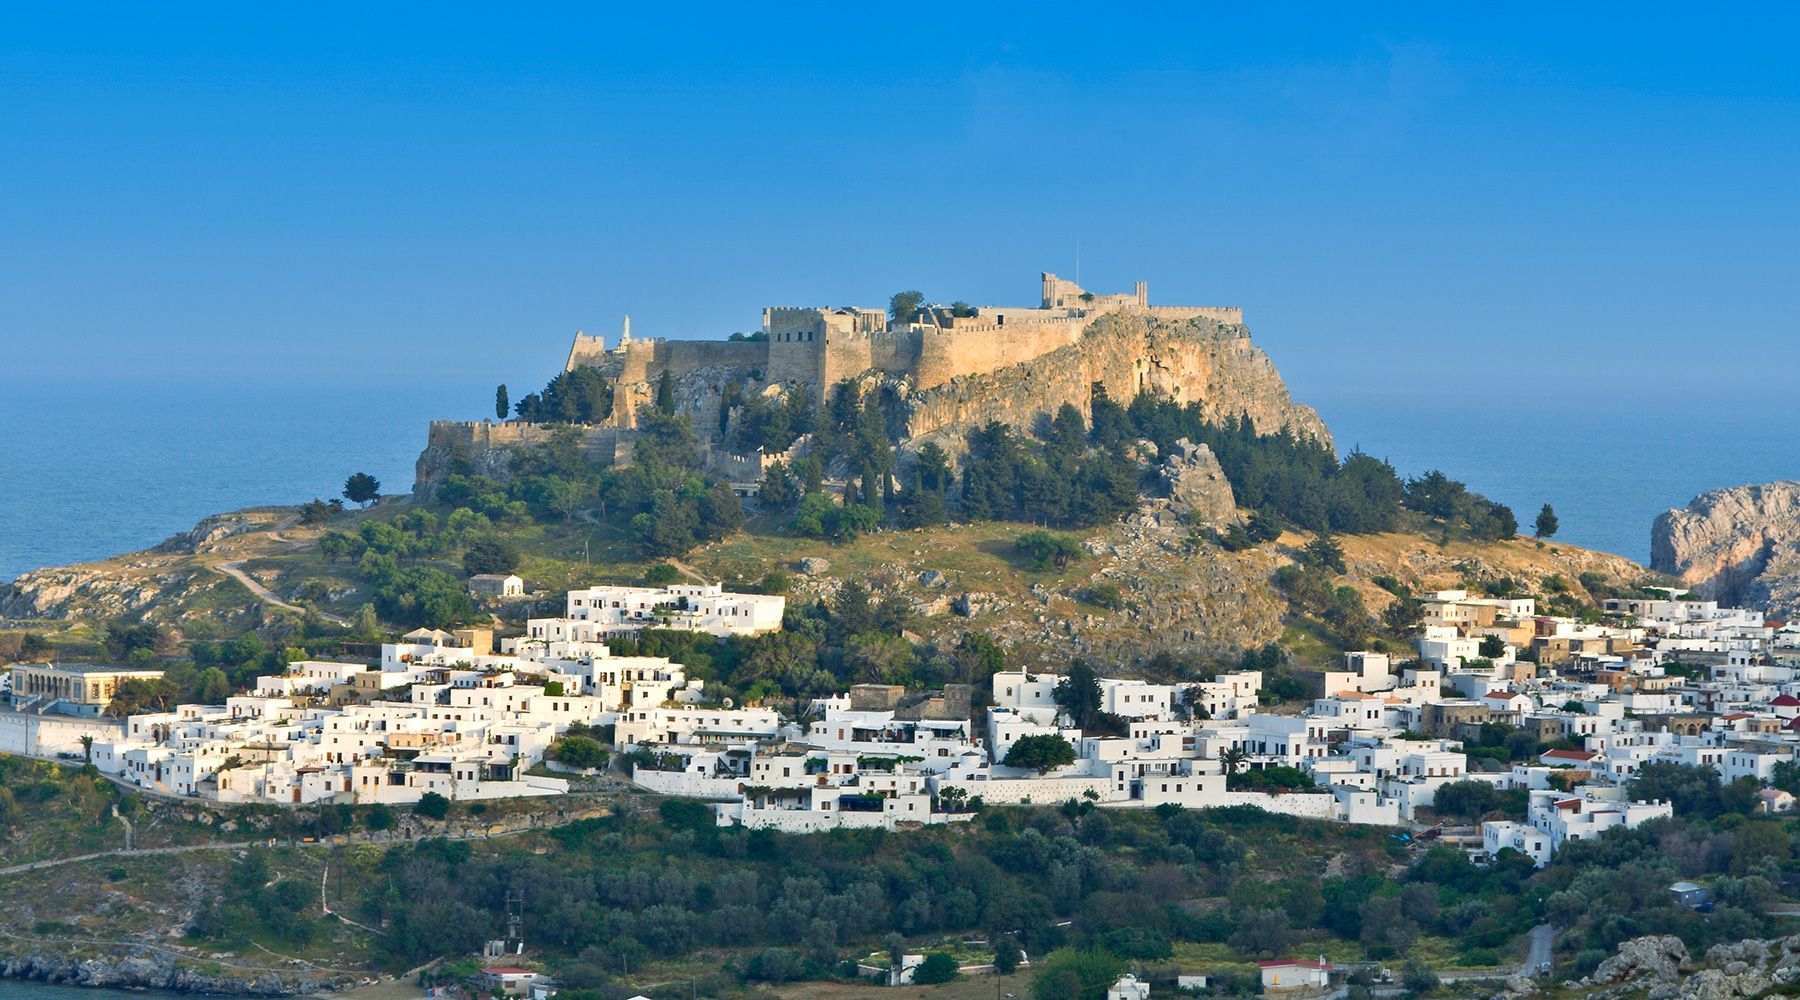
[413, 420, 625, 493]
[755, 272, 1246, 402]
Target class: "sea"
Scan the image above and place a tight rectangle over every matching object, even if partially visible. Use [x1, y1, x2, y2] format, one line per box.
[0, 984, 190, 1000]
[1, 377, 1796, 585]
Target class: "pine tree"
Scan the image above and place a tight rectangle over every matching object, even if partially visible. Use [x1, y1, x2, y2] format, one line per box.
[1535, 503, 1559, 539]
[655, 370, 676, 414]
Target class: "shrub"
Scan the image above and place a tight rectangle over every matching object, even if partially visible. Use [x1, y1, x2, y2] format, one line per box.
[414, 792, 450, 820]
[643, 562, 682, 586]
[913, 952, 959, 984]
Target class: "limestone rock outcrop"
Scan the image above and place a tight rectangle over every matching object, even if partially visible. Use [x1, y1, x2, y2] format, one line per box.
[1159, 439, 1239, 528]
[1652, 481, 1800, 614]
[1574, 931, 1800, 1000]
[0, 950, 345, 995]
[902, 311, 1330, 460]
[1591, 934, 1688, 985]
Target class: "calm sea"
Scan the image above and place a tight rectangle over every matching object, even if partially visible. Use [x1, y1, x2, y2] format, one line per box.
[0, 378, 493, 584]
[1, 378, 1795, 584]
[0, 983, 190, 1000]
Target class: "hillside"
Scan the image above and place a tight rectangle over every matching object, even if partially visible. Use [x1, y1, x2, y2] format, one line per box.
[2, 490, 1653, 673]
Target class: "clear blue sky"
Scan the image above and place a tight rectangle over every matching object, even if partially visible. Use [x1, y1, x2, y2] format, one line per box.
[5, 5, 1797, 405]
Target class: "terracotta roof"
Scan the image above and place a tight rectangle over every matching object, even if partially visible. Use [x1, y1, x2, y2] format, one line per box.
[1770, 695, 1800, 707]
[1542, 749, 1596, 761]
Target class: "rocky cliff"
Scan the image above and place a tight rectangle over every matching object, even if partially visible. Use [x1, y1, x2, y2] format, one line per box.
[1529, 931, 1800, 1000]
[1652, 481, 1800, 614]
[899, 310, 1331, 460]
[0, 951, 345, 995]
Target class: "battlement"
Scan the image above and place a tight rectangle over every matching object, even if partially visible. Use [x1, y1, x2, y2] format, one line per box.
[564, 331, 609, 372]
[562, 269, 1242, 414]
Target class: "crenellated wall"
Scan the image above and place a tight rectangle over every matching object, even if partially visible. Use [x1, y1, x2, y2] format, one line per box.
[910, 315, 1086, 391]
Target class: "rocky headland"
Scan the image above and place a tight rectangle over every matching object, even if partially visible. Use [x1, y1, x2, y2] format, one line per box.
[1652, 481, 1800, 616]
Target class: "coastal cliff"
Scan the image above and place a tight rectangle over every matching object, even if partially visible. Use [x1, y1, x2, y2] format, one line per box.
[1652, 481, 1800, 614]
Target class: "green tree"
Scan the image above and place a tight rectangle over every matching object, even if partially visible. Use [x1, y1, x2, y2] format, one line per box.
[992, 934, 1023, 975]
[1001, 734, 1076, 773]
[197, 667, 232, 703]
[1382, 596, 1424, 635]
[107, 678, 177, 715]
[828, 503, 880, 542]
[1225, 907, 1293, 957]
[655, 370, 676, 414]
[495, 384, 509, 421]
[363, 804, 396, 831]
[1054, 660, 1103, 729]
[1303, 534, 1346, 573]
[343, 472, 381, 507]
[1479, 633, 1508, 658]
[889, 289, 925, 321]
[1246, 509, 1283, 544]
[545, 476, 593, 522]
[1402, 960, 1439, 994]
[353, 603, 380, 637]
[1536, 503, 1559, 539]
[414, 792, 451, 820]
[758, 461, 797, 509]
[1031, 950, 1124, 1000]
[1430, 779, 1503, 820]
[462, 538, 520, 576]
[1016, 530, 1083, 570]
[913, 952, 959, 984]
[551, 735, 610, 770]
[297, 498, 342, 525]
[1358, 894, 1418, 955]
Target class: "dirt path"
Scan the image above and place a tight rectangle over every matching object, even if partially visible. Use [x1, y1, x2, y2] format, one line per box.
[663, 557, 711, 585]
[212, 559, 351, 626]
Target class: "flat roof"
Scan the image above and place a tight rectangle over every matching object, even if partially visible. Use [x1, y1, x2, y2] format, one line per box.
[21, 662, 165, 675]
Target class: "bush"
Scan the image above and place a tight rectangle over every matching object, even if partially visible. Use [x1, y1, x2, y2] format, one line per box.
[414, 792, 450, 820]
[643, 562, 682, 586]
[1082, 583, 1125, 610]
[913, 952, 959, 984]
[461, 537, 520, 577]
[1016, 530, 1083, 570]
[551, 735, 610, 770]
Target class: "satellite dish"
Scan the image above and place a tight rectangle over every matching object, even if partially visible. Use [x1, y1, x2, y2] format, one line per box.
[722, 697, 735, 709]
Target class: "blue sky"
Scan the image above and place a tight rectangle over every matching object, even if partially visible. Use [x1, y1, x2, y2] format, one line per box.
[4, 5, 1798, 406]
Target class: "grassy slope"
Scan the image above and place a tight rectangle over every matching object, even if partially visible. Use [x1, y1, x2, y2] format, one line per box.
[7, 494, 1661, 671]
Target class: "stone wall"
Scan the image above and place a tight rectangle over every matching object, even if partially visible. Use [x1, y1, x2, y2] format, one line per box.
[910, 315, 1087, 391]
[411, 420, 624, 495]
[564, 332, 609, 371]
[608, 339, 769, 429]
